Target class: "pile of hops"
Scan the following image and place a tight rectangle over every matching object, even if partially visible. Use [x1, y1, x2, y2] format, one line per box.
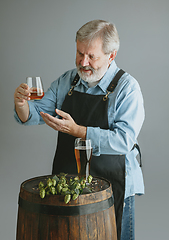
[38, 173, 93, 204]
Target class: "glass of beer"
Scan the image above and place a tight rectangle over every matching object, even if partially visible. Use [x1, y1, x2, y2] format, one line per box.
[26, 77, 44, 100]
[74, 138, 92, 182]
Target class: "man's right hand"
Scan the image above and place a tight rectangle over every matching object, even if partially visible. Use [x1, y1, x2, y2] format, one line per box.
[14, 83, 31, 107]
[14, 83, 30, 122]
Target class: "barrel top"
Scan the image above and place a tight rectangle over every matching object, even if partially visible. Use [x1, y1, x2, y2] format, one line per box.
[19, 175, 113, 206]
[21, 175, 110, 194]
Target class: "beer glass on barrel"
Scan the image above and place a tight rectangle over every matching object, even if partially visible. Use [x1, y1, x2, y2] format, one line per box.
[74, 138, 92, 183]
[26, 77, 44, 100]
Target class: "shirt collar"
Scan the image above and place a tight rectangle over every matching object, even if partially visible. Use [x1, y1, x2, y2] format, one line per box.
[77, 60, 119, 93]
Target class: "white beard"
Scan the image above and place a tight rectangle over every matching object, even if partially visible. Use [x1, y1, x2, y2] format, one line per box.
[76, 63, 109, 83]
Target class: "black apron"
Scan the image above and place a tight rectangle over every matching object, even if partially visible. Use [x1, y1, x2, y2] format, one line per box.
[52, 70, 126, 240]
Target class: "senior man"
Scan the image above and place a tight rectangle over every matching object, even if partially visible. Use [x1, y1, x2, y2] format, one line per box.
[14, 19, 145, 240]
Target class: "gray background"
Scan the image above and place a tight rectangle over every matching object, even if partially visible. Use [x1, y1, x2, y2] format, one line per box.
[0, 0, 168, 239]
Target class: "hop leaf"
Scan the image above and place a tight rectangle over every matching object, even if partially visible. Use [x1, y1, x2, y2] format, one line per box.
[53, 175, 60, 183]
[74, 188, 80, 195]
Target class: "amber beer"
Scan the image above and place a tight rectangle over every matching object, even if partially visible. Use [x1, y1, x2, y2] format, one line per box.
[30, 89, 44, 100]
[75, 146, 92, 180]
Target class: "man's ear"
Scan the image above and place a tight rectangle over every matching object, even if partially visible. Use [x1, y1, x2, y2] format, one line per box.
[109, 51, 117, 63]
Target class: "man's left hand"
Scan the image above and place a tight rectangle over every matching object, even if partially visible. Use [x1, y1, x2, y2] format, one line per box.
[40, 109, 86, 139]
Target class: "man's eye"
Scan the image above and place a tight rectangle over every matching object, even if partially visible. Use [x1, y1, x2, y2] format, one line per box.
[89, 55, 98, 60]
[78, 51, 83, 56]
[89, 55, 94, 59]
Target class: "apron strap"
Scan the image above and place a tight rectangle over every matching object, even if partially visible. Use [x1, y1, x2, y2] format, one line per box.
[131, 143, 142, 167]
[103, 69, 125, 101]
[68, 74, 80, 96]
[71, 73, 80, 86]
[107, 69, 125, 92]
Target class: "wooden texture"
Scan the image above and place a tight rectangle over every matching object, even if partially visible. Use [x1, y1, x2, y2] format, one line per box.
[16, 175, 117, 240]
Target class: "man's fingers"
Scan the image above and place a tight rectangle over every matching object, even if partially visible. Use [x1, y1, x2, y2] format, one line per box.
[55, 109, 70, 119]
[14, 83, 31, 102]
[20, 83, 29, 90]
[40, 112, 65, 126]
[40, 112, 57, 128]
[40, 112, 61, 126]
[40, 112, 53, 122]
[19, 84, 31, 96]
[40, 112, 70, 132]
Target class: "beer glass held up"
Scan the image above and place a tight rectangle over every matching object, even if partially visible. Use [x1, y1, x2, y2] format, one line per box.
[74, 138, 92, 182]
[26, 77, 44, 100]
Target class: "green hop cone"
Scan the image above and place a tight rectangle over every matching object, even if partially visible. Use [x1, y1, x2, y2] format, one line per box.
[50, 186, 56, 195]
[39, 181, 44, 189]
[62, 187, 68, 193]
[69, 178, 73, 183]
[72, 193, 79, 201]
[57, 184, 62, 193]
[62, 183, 68, 188]
[60, 177, 66, 185]
[47, 178, 53, 187]
[87, 175, 93, 184]
[40, 188, 45, 199]
[81, 179, 86, 189]
[64, 194, 71, 204]
[52, 179, 56, 187]
[81, 179, 86, 185]
[70, 189, 75, 195]
[81, 184, 86, 189]
[76, 183, 81, 189]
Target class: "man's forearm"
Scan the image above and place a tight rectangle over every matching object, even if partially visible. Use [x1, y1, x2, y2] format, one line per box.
[15, 101, 30, 123]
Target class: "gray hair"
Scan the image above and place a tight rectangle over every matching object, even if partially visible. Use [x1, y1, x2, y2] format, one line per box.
[76, 20, 120, 54]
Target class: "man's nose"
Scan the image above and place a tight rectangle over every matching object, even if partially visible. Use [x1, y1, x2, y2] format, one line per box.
[80, 55, 90, 66]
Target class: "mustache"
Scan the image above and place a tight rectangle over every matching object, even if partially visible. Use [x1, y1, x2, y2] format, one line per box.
[78, 64, 95, 73]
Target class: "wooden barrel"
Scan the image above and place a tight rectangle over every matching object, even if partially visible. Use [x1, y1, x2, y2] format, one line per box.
[16, 175, 117, 240]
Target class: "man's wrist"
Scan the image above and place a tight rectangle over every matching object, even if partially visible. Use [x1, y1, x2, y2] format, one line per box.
[74, 125, 87, 139]
[15, 101, 29, 123]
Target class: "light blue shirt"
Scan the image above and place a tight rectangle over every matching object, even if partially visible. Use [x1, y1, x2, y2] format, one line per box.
[14, 61, 145, 198]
